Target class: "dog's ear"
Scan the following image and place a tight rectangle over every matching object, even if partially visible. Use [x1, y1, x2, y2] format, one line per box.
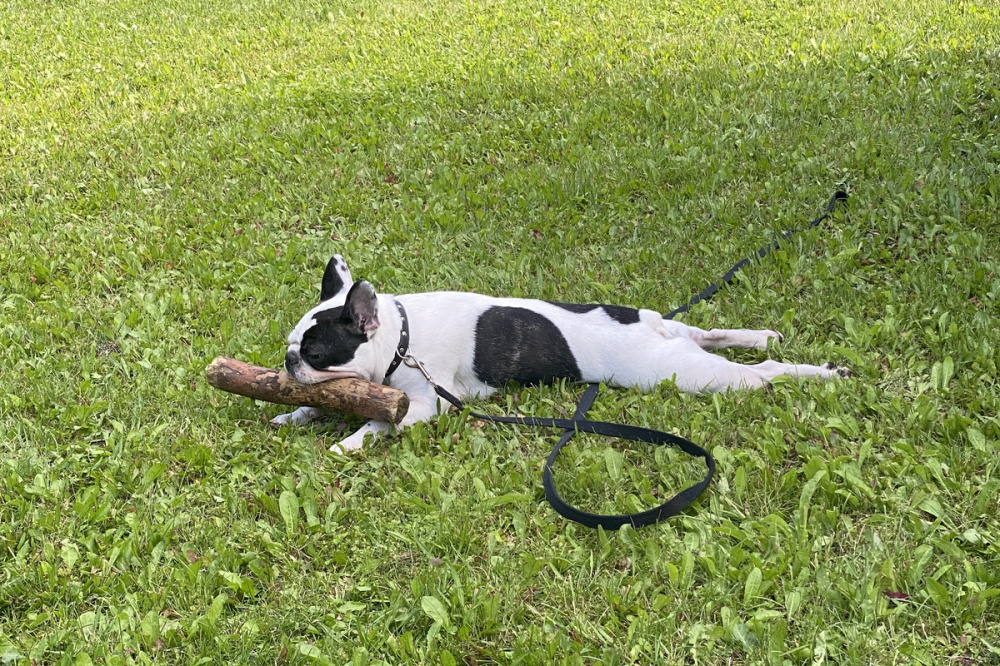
[341, 280, 380, 335]
[320, 254, 353, 302]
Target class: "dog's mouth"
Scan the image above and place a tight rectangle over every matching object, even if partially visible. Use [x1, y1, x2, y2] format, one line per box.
[286, 367, 362, 384]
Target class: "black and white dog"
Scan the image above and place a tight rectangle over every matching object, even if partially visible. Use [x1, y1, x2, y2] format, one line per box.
[274, 255, 849, 451]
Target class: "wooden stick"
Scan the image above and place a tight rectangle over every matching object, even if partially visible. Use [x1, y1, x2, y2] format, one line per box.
[206, 356, 410, 424]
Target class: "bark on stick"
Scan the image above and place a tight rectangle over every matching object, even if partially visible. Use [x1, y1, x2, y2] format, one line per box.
[206, 356, 409, 424]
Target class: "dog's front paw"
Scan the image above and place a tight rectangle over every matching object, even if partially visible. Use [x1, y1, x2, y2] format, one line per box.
[270, 412, 295, 427]
[330, 431, 367, 453]
[822, 361, 853, 378]
[270, 406, 324, 428]
[329, 421, 391, 453]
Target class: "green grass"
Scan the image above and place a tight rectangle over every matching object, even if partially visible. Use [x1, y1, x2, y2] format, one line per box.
[2, 0, 1000, 663]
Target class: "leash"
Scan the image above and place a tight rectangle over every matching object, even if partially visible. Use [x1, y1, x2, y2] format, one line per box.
[398, 190, 848, 529]
[664, 190, 848, 319]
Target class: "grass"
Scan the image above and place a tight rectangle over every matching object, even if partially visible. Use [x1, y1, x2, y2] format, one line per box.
[1, 0, 1000, 662]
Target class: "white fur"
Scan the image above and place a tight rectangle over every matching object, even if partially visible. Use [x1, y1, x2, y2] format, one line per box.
[273, 259, 849, 452]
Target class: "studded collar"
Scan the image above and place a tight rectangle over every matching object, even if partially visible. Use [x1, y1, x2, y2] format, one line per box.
[382, 299, 409, 382]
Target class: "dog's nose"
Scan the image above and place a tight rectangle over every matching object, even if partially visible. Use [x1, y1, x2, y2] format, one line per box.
[284, 350, 301, 370]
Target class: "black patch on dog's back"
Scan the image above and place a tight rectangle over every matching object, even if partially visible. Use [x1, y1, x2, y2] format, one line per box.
[550, 302, 640, 325]
[550, 302, 599, 315]
[300, 307, 368, 368]
[600, 305, 640, 325]
[473, 306, 582, 387]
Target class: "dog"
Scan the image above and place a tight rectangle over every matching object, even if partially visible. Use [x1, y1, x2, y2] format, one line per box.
[273, 255, 850, 451]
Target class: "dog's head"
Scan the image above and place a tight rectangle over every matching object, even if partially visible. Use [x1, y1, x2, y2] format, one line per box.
[283, 255, 383, 384]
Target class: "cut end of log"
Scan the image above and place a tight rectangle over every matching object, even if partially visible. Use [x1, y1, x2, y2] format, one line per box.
[206, 356, 409, 424]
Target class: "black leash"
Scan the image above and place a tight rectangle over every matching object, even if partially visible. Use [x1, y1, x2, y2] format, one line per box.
[664, 190, 848, 319]
[402, 190, 848, 529]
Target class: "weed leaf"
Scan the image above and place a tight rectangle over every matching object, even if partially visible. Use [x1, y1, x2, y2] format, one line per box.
[486, 493, 531, 507]
[744, 567, 762, 604]
[279, 490, 299, 536]
[605, 448, 624, 482]
[797, 471, 826, 543]
[420, 596, 450, 628]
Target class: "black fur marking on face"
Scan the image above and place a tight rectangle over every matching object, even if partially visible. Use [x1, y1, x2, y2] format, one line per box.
[550, 302, 641, 325]
[320, 256, 345, 302]
[300, 307, 368, 369]
[473, 306, 582, 387]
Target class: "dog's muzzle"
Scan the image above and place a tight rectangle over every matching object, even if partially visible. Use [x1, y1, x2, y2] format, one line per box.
[284, 350, 301, 373]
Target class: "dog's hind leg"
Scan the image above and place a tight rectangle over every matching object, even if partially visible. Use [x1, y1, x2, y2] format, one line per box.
[639, 338, 849, 393]
[752, 360, 851, 382]
[658, 319, 781, 351]
[671, 357, 849, 393]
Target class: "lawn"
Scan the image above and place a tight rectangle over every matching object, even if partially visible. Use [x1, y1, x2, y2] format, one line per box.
[2, 0, 1000, 663]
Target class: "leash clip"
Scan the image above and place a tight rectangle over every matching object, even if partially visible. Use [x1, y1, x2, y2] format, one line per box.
[402, 354, 436, 386]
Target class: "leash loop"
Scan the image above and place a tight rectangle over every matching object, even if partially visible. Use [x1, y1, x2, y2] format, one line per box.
[427, 381, 715, 529]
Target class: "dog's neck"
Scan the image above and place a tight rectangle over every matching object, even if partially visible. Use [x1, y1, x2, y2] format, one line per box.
[373, 294, 404, 384]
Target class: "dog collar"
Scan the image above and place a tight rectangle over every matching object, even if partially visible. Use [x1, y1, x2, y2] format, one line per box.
[383, 299, 409, 382]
